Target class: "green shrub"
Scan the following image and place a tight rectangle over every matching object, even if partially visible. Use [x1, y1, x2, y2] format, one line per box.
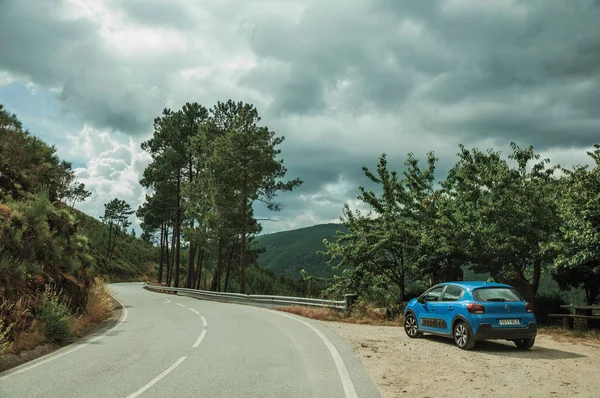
[37, 285, 74, 343]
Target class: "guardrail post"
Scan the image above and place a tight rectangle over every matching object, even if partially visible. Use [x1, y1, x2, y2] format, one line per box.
[344, 293, 358, 315]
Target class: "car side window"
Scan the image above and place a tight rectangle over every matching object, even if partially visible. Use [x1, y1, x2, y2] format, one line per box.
[441, 285, 464, 301]
[425, 286, 444, 301]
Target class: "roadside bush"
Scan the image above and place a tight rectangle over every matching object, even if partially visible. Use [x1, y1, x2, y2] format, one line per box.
[534, 294, 567, 325]
[84, 278, 114, 323]
[37, 285, 74, 343]
[0, 301, 13, 355]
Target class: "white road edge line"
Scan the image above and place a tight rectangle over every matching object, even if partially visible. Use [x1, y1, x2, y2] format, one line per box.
[274, 312, 359, 398]
[125, 356, 187, 398]
[192, 330, 207, 348]
[175, 303, 185, 308]
[188, 308, 200, 315]
[0, 297, 129, 381]
[164, 299, 171, 304]
[201, 316, 207, 328]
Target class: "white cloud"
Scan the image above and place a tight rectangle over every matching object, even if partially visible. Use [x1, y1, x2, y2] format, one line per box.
[68, 125, 151, 229]
[0, 71, 15, 86]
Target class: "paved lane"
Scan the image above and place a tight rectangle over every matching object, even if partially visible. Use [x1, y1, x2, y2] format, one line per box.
[0, 282, 380, 398]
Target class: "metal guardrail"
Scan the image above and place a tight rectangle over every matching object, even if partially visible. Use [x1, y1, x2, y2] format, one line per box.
[143, 283, 347, 310]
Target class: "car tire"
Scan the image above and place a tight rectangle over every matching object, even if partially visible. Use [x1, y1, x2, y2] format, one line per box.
[404, 313, 423, 338]
[513, 337, 535, 349]
[453, 321, 475, 350]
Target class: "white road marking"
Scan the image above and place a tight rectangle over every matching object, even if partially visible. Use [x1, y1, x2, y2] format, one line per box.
[0, 297, 129, 381]
[164, 299, 171, 304]
[192, 330, 207, 348]
[152, 297, 159, 300]
[188, 308, 200, 315]
[274, 311, 358, 398]
[125, 356, 187, 398]
[201, 316, 207, 327]
[175, 303, 185, 308]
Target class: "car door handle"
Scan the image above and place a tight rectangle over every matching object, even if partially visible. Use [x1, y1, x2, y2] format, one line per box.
[448, 306, 453, 310]
[430, 307, 435, 311]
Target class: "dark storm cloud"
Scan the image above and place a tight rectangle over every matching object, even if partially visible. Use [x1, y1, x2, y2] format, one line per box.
[0, 0, 168, 135]
[243, 0, 600, 147]
[2, 0, 600, 231]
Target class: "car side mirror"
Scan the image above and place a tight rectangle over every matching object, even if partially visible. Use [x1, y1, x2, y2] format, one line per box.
[417, 296, 425, 304]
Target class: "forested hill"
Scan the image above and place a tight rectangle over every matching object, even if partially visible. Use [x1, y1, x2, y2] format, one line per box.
[254, 223, 348, 279]
[1, 103, 157, 355]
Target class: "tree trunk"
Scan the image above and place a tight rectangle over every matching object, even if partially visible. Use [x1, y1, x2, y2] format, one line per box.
[106, 222, 113, 258]
[165, 226, 170, 285]
[194, 248, 203, 289]
[185, 160, 195, 288]
[174, 170, 182, 287]
[224, 264, 231, 292]
[240, 191, 247, 293]
[167, 225, 176, 286]
[158, 222, 165, 284]
[399, 247, 405, 302]
[224, 240, 237, 292]
[532, 257, 542, 297]
[211, 237, 224, 292]
[186, 243, 196, 288]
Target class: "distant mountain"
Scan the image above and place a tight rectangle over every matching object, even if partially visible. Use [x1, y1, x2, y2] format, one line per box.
[254, 223, 348, 280]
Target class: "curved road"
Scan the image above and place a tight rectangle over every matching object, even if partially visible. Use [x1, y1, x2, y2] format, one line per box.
[0, 282, 380, 398]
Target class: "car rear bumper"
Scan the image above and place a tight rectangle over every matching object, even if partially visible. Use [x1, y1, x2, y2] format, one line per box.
[474, 322, 537, 340]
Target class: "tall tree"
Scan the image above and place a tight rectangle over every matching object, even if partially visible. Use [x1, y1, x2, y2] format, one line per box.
[101, 198, 134, 259]
[548, 144, 600, 305]
[207, 100, 302, 293]
[442, 143, 559, 295]
[63, 181, 92, 210]
[322, 152, 437, 301]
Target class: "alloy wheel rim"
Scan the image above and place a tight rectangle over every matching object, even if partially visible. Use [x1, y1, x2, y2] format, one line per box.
[405, 315, 418, 336]
[455, 324, 467, 347]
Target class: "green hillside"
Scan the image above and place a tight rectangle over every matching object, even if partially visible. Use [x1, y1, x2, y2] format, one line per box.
[254, 223, 347, 279]
[254, 222, 586, 306]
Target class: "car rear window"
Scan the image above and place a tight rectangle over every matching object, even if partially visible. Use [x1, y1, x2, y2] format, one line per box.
[472, 287, 524, 302]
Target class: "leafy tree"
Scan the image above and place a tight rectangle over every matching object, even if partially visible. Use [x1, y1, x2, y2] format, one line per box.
[322, 152, 437, 302]
[0, 104, 73, 203]
[206, 100, 302, 293]
[141, 103, 209, 288]
[101, 198, 134, 259]
[442, 143, 559, 295]
[548, 144, 600, 305]
[63, 181, 92, 210]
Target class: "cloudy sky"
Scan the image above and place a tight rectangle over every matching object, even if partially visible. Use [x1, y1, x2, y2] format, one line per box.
[1, 0, 599, 234]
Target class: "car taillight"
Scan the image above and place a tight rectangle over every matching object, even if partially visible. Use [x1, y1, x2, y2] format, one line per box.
[526, 302, 533, 313]
[467, 303, 485, 314]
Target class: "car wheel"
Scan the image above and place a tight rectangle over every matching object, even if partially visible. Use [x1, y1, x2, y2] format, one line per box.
[404, 313, 422, 338]
[513, 337, 535, 349]
[453, 321, 475, 350]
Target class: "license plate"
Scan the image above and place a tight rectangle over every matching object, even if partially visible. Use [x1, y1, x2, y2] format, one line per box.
[498, 319, 520, 326]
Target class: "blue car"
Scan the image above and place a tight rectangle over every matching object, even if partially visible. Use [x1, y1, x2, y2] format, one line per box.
[403, 281, 537, 350]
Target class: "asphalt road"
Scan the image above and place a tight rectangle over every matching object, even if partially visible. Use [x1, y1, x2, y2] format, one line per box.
[0, 282, 380, 398]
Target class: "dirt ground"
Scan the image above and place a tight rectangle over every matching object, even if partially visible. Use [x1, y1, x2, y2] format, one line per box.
[322, 321, 600, 398]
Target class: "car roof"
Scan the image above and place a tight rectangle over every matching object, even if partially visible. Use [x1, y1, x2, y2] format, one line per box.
[434, 281, 513, 291]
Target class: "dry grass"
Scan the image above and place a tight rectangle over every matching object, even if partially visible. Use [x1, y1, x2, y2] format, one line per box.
[84, 278, 115, 323]
[13, 325, 46, 352]
[1, 296, 47, 354]
[275, 304, 404, 326]
[71, 278, 116, 338]
[540, 325, 600, 342]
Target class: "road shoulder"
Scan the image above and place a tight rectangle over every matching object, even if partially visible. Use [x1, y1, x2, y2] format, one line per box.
[321, 320, 600, 398]
[0, 297, 123, 375]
